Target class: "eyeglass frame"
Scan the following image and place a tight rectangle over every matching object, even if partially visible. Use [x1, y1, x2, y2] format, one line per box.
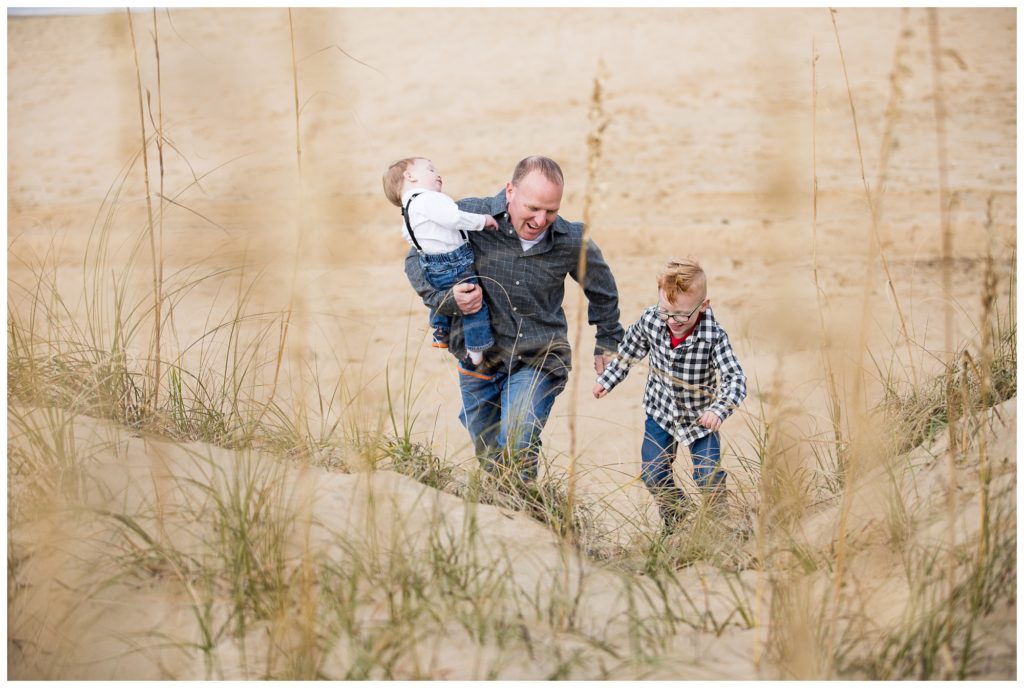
[654, 298, 705, 324]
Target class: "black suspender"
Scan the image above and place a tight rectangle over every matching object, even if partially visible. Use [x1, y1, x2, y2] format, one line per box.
[402, 192, 425, 252]
[402, 192, 467, 253]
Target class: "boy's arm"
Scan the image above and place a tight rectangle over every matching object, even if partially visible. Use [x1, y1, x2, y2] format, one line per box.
[595, 316, 650, 394]
[706, 330, 747, 420]
[420, 191, 491, 232]
[404, 248, 461, 318]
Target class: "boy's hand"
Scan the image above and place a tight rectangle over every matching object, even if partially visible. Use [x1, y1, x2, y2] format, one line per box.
[483, 216, 499, 230]
[592, 383, 608, 399]
[698, 411, 722, 431]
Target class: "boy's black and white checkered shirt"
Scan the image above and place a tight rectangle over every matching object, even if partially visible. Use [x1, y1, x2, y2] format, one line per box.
[596, 305, 747, 447]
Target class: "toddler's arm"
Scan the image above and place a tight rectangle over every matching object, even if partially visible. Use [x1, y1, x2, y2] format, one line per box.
[420, 191, 494, 233]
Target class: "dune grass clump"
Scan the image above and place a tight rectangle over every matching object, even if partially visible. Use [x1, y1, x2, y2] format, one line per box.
[379, 436, 454, 492]
[879, 317, 1015, 455]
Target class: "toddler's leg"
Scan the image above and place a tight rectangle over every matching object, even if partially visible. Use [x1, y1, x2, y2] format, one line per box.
[459, 275, 495, 355]
[640, 416, 689, 528]
[429, 311, 450, 348]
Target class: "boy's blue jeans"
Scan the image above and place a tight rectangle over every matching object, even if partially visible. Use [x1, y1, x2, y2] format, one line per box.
[641, 415, 725, 521]
[458, 364, 566, 482]
[419, 243, 495, 353]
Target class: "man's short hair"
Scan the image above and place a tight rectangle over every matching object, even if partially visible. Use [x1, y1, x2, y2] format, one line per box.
[382, 157, 423, 207]
[511, 155, 564, 187]
[658, 258, 707, 302]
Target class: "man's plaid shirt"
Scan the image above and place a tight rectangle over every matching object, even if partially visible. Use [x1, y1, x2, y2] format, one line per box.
[404, 188, 624, 378]
[596, 306, 747, 446]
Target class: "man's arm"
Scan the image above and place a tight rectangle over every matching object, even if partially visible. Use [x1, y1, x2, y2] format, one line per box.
[571, 237, 625, 357]
[403, 249, 461, 318]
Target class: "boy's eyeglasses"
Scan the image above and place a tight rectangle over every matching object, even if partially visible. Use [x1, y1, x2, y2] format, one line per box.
[655, 301, 703, 324]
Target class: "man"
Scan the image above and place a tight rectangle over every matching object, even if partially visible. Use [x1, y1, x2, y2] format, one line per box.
[405, 155, 623, 481]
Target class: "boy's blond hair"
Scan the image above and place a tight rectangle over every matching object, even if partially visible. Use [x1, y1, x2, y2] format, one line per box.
[382, 157, 423, 207]
[657, 258, 707, 302]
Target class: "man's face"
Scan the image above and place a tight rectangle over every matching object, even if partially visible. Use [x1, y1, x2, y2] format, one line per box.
[505, 172, 563, 241]
[406, 158, 443, 192]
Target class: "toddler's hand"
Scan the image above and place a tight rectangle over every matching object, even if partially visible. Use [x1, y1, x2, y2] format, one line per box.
[698, 411, 722, 431]
[483, 216, 499, 230]
[592, 383, 608, 399]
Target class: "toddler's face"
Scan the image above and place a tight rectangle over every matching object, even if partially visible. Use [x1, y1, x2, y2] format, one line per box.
[657, 288, 708, 337]
[406, 158, 443, 192]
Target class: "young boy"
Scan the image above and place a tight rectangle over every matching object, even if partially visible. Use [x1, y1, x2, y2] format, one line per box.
[383, 157, 497, 379]
[593, 258, 747, 529]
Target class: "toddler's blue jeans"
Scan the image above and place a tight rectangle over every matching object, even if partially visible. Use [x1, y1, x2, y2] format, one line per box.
[641, 415, 725, 522]
[419, 243, 495, 354]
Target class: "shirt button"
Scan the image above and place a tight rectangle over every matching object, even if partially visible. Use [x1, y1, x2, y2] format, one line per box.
[515, 280, 520, 285]
[513, 306, 517, 312]
[518, 333, 523, 338]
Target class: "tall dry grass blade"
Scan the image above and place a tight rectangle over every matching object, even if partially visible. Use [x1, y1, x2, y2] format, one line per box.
[284, 9, 317, 666]
[870, 8, 918, 386]
[261, 9, 303, 423]
[829, 8, 914, 407]
[809, 38, 845, 481]
[927, 8, 958, 655]
[823, 11, 918, 669]
[126, 8, 161, 410]
[975, 195, 997, 564]
[153, 8, 166, 401]
[566, 60, 609, 541]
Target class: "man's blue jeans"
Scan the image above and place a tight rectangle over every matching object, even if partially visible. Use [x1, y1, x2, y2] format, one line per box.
[419, 243, 495, 353]
[458, 364, 567, 481]
[641, 415, 724, 520]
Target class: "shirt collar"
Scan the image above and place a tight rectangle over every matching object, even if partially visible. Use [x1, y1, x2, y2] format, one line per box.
[401, 187, 434, 203]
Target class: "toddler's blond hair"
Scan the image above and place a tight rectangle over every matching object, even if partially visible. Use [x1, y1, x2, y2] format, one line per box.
[657, 258, 707, 302]
[382, 157, 424, 207]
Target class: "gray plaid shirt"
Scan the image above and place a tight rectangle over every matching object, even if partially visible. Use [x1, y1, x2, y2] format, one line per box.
[596, 306, 747, 446]
[404, 188, 624, 378]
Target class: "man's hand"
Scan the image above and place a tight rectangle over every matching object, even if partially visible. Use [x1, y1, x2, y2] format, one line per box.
[592, 383, 608, 399]
[594, 353, 613, 375]
[483, 215, 499, 230]
[698, 411, 722, 431]
[453, 282, 483, 315]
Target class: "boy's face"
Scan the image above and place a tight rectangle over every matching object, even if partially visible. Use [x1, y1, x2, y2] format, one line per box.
[657, 288, 708, 337]
[405, 158, 443, 192]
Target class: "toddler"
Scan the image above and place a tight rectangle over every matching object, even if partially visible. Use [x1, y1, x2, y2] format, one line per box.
[383, 157, 497, 378]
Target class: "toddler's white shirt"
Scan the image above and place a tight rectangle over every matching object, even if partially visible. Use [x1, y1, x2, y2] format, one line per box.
[400, 188, 491, 254]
